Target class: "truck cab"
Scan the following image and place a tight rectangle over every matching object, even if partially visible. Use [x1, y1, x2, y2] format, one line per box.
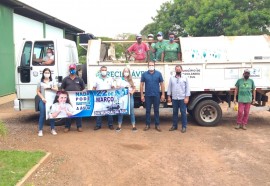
[14, 38, 78, 111]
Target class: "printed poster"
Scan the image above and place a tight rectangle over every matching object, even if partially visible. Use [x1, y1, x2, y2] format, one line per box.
[45, 88, 130, 119]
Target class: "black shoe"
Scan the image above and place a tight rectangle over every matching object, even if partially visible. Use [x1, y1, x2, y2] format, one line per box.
[155, 126, 162, 132]
[132, 127, 137, 132]
[109, 125, 114, 130]
[94, 126, 101, 130]
[169, 126, 177, 131]
[115, 127, 121, 132]
[181, 128, 186, 133]
[143, 125, 150, 131]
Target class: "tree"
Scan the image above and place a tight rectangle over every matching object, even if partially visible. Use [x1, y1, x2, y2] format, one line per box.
[141, 0, 270, 37]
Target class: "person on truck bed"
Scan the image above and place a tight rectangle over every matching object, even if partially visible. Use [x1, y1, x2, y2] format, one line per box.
[153, 31, 168, 62]
[140, 61, 165, 132]
[93, 66, 115, 130]
[162, 33, 181, 62]
[33, 48, 54, 65]
[167, 65, 190, 133]
[36, 68, 58, 137]
[234, 69, 256, 130]
[61, 64, 85, 133]
[126, 34, 149, 63]
[147, 33, 156, 62]
[115, 67, 137, 132]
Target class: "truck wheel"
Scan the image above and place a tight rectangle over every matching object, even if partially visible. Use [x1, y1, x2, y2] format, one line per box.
[82, 63, 87, 84]
[194, 100, 222, 126]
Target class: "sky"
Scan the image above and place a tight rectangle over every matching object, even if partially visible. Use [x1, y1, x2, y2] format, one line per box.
[18, 0, 169, 38]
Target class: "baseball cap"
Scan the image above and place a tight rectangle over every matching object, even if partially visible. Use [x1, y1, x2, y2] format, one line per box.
[136, 34, 142, 39]
[69, 64, 76, 69]
[147, 34, 154, 38]
[244, 69, 250, 73]
[157, 31, 163, 36]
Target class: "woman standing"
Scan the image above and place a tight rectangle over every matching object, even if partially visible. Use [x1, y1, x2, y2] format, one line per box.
[116, 68, 137, 132]
[37, 68, 58, 136]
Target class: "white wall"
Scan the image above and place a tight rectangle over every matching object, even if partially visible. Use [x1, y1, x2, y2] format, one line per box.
[46, 24, 63, 38]
[13, 14, 64, 58]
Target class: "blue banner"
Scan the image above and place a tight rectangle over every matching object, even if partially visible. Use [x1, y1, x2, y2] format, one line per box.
[45, 88, 130, 119]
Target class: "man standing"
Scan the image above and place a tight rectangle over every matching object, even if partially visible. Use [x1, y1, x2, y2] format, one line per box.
[126, 34, 149, 62]
[61, 64, 85, 132]
[234, 69, 256, 130]
[153, 32, 168, 62]
[93, 66, 115, 130]
[140, 61, 165, 132]
[167, 65, 190, 133]
[147, 33, 156, 62]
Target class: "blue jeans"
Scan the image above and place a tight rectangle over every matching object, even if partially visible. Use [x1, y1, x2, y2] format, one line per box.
[38, 100, 55, 130]
[65, 118, 82, 129]
[172, 99, 187, 129]
[145, 96, 160, 126]
[118, 95, 135, 125]
[96, 115, 113, 127]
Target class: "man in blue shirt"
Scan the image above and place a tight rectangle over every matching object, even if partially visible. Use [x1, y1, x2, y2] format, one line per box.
[167, 65, 190, 133]
[140, 61, 165, 132]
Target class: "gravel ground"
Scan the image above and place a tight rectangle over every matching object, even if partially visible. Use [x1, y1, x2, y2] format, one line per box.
[1, 95, 270, 186]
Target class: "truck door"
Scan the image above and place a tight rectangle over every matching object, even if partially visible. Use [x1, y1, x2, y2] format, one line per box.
[17, 40, 57, 100]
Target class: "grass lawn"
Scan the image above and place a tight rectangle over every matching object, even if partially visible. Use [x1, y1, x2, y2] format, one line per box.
[0, 150, 46, 186]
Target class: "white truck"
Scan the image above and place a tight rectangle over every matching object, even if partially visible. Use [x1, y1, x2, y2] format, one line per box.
[14, 35, 270, 126]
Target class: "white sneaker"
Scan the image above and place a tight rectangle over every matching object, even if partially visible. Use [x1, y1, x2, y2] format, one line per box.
[38, 130, 43, 137]
[51, 129, 57, 135]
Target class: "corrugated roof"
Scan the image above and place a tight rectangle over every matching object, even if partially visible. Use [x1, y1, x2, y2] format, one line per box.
[0, 0, 84, 35]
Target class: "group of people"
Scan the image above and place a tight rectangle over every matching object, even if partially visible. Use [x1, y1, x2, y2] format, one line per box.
[126, 32, 181, 63]
[36, 62, 191, 136]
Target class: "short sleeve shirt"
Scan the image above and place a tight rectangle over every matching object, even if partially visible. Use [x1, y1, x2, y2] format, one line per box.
[164, 43, 180, 62]
[61, 75, 85, 91]
[93, 76, 114, 90]
[49, 103, 74, 118]
[37, 81, 56, 96]
[127, 42, 149, 60]
[153, 40, 168, 61]
[235, 78, 255, 103]
[141, 70, 164, 97]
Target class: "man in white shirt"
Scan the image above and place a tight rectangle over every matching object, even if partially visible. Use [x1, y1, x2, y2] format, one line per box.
[93, 66, 115, 130]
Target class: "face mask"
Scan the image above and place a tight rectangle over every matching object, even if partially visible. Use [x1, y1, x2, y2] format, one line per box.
[44, 74, 50, 78]
[124, 72, 129, 77]
[169, 38, 174, 42]
[47, 53, 52, 57]
[176, 72, 181, 76]
[157, 36, 163, 41]
[101, 71, 107, 76]
[148, 66, 155, 71]
[70, 69, 76, 75]
[244, 75, 249, 79]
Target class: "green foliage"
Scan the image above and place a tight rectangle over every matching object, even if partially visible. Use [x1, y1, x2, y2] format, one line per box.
[0, 120, 7, 137]
[141, 0, 270, 37]
[0, 151, 45, 186]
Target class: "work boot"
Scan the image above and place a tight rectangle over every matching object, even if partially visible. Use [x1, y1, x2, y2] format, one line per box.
[143, 125, 150, 131]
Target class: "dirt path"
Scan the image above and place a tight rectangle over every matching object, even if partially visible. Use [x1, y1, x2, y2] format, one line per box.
[1, 99, 270, 186]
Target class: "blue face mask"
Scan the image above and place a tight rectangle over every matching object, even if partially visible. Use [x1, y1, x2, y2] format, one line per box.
[169, 38, 174, 42]
[70, 69, 76, 75]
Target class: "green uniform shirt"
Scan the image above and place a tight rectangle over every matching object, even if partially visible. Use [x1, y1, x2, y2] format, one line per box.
[164, 42, 180, 62]
[153, 40, 168, 61]
[149, 43, 156, 61]
[235, 78, 255, 103]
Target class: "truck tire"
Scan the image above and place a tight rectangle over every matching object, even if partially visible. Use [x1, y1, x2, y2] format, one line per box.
[82, 63, 87, 84]
[194, 100, 222, 126]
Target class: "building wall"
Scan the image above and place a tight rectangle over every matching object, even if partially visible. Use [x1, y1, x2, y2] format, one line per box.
[0, 4, 15, 96]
